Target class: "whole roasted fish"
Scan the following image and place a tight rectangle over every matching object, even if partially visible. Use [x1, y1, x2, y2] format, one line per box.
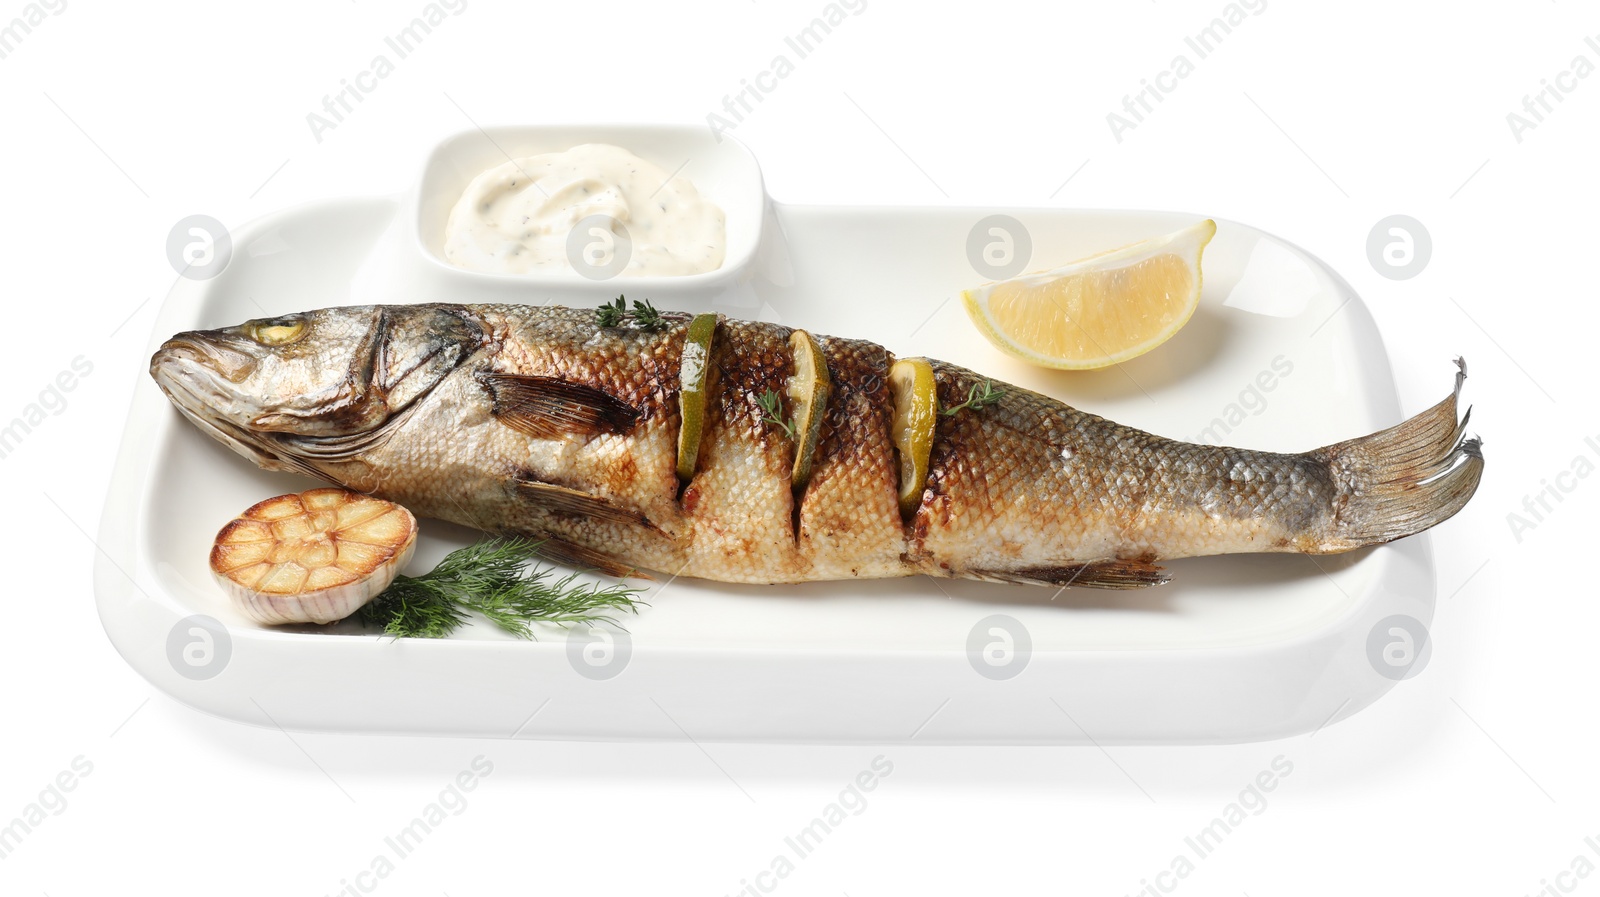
[150, 304, 1482, 588]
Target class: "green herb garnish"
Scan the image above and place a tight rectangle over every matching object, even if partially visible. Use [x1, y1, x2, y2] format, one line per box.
[941, 380, 1005, 417]
[756, 388, 795, 439]
[357, 538, 646, 639]
[630, 298, 664, 330]
[595, 296, 628, 328]
[595, 296, 666, 331]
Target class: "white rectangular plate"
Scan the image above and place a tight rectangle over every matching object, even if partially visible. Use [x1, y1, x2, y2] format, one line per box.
[97, 194, 1436, 743]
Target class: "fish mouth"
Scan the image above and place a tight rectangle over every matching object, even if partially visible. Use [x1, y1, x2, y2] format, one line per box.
[153, 332, 259, 383]
[150, 335, 249, 417]
[150, 338, 308, 475]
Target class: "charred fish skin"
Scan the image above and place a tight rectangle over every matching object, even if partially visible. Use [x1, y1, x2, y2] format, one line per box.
[797, 334, 904, 579]
[911, 358, 1480, 587]
[340, 306, 695, 577]
[150, 304, 1484, 589]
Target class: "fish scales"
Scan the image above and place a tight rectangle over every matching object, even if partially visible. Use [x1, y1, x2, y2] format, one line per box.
[150, 303, 1483, 588]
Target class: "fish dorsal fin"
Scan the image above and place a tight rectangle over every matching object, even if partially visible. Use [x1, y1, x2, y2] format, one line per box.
[478, 373, 640, 439]
[969, 558, 1171, 590]
[514, 477, 660, 531]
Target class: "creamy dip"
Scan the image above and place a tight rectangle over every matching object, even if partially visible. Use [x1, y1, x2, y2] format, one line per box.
[442, 143, 726, 277]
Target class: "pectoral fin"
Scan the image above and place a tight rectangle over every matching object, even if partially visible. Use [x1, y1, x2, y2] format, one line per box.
[968, 559, 1171, 590]
[479, 373, 640, 439]
[515, 477, 661, 532]
[535, 538, 646, 580]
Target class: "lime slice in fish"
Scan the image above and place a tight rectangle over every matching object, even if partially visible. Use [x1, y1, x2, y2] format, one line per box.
[889, 358, 937, 518]
[676, 313, 718, 481]
[786, 330, 832, 491]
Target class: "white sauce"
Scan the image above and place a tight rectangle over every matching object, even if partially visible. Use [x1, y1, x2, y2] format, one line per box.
[442, 143, 726, 277]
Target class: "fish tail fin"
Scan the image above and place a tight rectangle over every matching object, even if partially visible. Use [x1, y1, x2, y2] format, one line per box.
[1309, 358, 1483, 551]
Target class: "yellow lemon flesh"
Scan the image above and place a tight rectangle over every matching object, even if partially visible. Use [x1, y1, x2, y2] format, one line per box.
[961, 219, 1215, 370]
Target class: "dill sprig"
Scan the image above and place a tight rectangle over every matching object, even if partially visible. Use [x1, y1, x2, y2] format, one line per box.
[357, 538, 646, 639]
[594, 296, 666, 331]
[941, 380, 1005, 417]
[756, 388, 795, 439]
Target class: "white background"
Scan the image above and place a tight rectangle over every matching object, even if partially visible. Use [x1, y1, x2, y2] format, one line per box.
[2, 0, 1596, 894]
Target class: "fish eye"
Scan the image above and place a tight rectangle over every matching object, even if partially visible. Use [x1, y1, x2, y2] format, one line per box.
[248, 318, 307, 346]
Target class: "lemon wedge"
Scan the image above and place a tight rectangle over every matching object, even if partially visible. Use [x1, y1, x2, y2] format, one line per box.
[961, 219, 1215, 370]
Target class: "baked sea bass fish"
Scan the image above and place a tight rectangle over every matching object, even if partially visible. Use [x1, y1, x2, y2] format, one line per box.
[150, 304, 1483, 588]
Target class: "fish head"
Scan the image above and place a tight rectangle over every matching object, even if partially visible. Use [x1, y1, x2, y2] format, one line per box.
[150, 304, 483, 473]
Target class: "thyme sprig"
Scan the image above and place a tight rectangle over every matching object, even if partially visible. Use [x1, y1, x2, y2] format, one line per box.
[595, 296, 665, 331]
[595, 296, 627, 328]
[357, 538, 646, 639]
[941, 380, 1005, 417]
[756, 388, 795, 439]
[630, 297, 664, 330]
